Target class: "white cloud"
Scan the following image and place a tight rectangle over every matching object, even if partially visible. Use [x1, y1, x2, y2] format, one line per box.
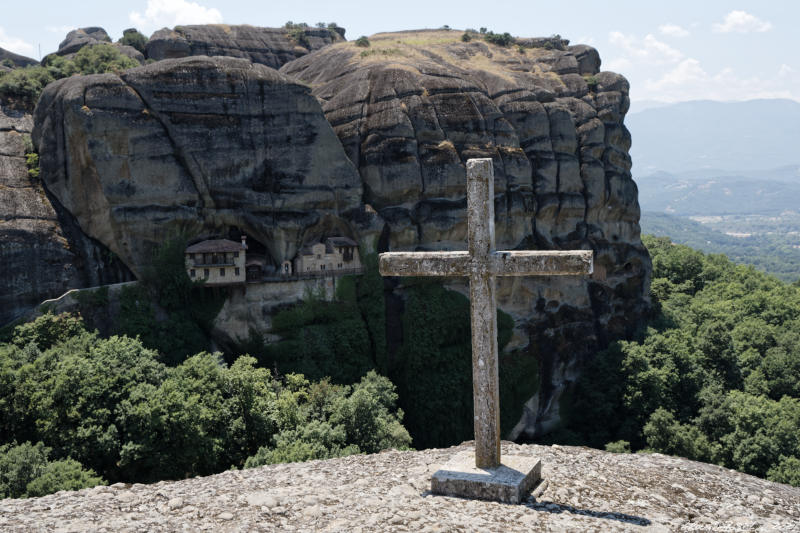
[46, 25, 76, 35]
[609, 31, 683, 64]
[606, 57, 632, 72]
[713, 10, 772, 33]
[646, 58, 707, 90]
[659, 24, 689, 38]
[643, 58, 797, 102]
[778, 64, 794, 78]
[0, 27, 34, 56]
[130, 0, 222, 31]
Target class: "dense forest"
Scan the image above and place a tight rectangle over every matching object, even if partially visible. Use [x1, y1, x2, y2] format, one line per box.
[0, 312, 410, 498]
[3, 235, 800, 498]
[562, 235, 800, 487]
[641, 212, 800, 282]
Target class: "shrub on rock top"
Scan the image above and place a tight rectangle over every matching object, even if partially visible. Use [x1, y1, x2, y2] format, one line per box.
[118, 28, 148, 54]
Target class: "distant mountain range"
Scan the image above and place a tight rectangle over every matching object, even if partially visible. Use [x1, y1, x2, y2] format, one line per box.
[628, 99, 800, 216]
[627, 99, 800, 175]
[636, 167, 800, 215]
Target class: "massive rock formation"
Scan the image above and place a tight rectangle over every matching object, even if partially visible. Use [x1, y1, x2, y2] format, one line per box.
[32, 55, 362, 276]
[146, 25, 345, 69]
[2, 443, 798, 531]
[0, 102, 129, 326]
[24, 28, 649, 439]
[281, 30, 650, 437]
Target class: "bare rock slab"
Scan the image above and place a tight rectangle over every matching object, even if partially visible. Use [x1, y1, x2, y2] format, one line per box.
[431, 451, 542, 504]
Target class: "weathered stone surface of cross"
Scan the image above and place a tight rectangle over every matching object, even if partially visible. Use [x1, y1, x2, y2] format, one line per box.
[379, 158, 593, 471]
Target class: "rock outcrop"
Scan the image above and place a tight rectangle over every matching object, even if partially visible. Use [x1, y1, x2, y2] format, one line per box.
[32, 55, 362, 276]
[2, 443, 798, 532]
[47, 27, 144, 64]
[146, 25, 345, 69]
[57, 27, 112, 55]
[281, 30, 650, 438]
[0, 47, 38, 68]
[0, 102, 130, 326]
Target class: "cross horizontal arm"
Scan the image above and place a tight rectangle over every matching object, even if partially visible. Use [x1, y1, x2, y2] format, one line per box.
[379, 251, 470, 277]
[379, 250, 593, 277]
[490, 250, 593, 276]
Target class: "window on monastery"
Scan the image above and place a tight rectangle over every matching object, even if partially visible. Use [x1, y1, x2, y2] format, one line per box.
[317, 254, 321, 259]
[235, 267, 240, 276]
[234, 251, 239, 258]
[190, 269, 196, 277]
[189, 253, 195, 261]
[321, 264, 325, 270]
[220, 268, 225, 276]
[204, 268, 209, 277]
[338, 263, 342, 268]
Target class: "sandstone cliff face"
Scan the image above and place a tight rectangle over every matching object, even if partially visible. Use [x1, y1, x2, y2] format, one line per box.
[146, 25, 344, 69]
[26, 30, 649, 441]
[32, 56, 362, 276]
[281, 30, 650, 438]
[0, 102, 130, 325]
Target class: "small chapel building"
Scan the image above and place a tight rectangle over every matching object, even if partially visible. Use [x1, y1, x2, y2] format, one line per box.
[185, 237, 247, 285]
[293, 237, 361, 273]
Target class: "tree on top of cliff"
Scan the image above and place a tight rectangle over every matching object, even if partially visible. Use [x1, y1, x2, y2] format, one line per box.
[118, 28, 148, 54]
[0, 43, 138, 105]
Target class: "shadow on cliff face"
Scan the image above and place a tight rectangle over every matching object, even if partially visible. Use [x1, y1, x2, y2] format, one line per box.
[280, 30, 652, 439]
[0, 100, 133, 327]
[18, 29, 652, 442]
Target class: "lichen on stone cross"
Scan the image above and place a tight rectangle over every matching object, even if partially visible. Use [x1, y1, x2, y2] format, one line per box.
[379, 158, 593, 469]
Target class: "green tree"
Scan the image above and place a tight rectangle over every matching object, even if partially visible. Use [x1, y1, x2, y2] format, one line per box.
[119, 28, 148, 53]
[483, 31, 514, 47]
[0, 66, 55, 103]
[245, 370, 410, 468]
[767, 456, 800, 486]
[72, 43, 139, 75]
[564, 235, 800, 486]
[0, 43, 137, 104]
[10, 312, 86, 351]
[0, 441, 103, 499]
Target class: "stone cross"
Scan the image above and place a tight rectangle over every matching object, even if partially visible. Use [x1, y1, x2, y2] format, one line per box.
[379, 158, 593, 470]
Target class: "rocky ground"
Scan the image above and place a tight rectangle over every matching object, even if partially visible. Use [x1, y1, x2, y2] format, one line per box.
[2, 442, 798, 532]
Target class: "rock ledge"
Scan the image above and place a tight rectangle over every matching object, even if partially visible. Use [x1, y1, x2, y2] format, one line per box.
[1, 442, 798, 532]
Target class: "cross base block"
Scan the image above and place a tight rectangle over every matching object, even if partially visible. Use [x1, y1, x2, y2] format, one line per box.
[430, 451, 542, 504]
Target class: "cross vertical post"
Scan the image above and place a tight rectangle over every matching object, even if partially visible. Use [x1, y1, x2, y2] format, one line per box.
[466, 158, 501, 469]
[378, 157, 593, 503]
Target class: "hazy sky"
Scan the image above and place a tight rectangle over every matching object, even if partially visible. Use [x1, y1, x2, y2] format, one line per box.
[2, 0, 797, 107]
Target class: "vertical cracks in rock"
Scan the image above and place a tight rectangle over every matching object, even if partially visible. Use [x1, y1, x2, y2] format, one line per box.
[118, 74, 216, 211]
